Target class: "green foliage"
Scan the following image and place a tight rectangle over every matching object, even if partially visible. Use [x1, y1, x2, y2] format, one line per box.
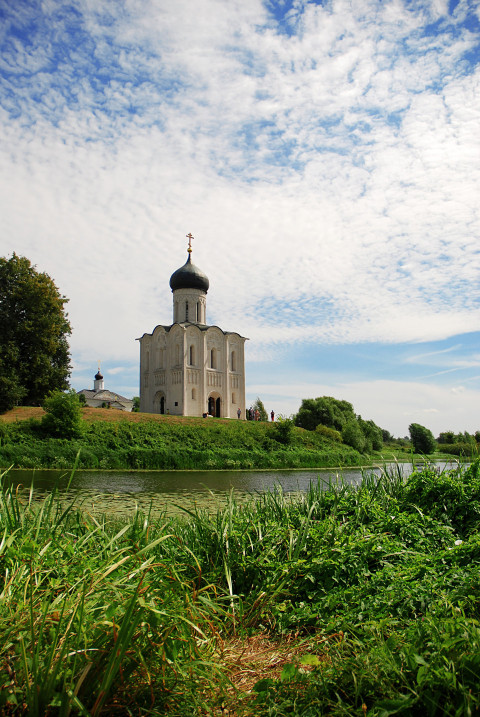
[439, 442, 478, 457]
[0, 254, 71, 412]
[315, 424, 342, 442]
[295, 396, 355, 432]
[358, 416, 383, 451]
[252, 396, 268, 421]
[438, 430, 476, 446]
[401, 460, 480, 536]
[409, 422, 437, 454]
[41, 390, 84, 438]
[341, 418, 366, 452]
[1, 462, 480, 714]
[272, 416, 294, 444]
[295, 397, 383, 453]
[0, 416, 364, 470]
[132, 396, 140, 412]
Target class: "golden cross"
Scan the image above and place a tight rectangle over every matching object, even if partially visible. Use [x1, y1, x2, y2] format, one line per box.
[186, 233, 194, 253]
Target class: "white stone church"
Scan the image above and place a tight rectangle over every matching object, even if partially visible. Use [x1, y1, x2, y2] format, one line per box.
[137, 237, 247, 418]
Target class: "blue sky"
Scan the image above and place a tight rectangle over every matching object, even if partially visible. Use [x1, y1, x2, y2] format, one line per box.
[1, 0, 479, 436]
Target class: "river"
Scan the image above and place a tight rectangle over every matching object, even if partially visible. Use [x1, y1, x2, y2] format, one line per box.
[2, 461, 458, 520]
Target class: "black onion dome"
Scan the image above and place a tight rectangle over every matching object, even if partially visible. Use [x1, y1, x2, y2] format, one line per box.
[95, 371, 103, 381]
[169, 254, 209, 293]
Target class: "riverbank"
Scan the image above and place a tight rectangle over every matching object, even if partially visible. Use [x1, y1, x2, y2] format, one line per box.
[1, 460, 479, 715]
[0, 407, 414, 470]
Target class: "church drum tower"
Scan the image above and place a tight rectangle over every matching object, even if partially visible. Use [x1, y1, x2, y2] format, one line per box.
[137, 235, 247, 419]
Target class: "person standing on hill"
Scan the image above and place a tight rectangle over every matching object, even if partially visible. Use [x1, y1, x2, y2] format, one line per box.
[271, 410, 275, 421]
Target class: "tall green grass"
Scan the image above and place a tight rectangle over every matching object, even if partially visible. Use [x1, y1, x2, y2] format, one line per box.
[1, 460, 479, 715]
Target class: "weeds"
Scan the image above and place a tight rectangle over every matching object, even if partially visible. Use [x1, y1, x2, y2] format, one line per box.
[1, 460, 479, 715]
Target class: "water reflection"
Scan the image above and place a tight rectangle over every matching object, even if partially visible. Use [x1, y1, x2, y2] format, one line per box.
[3, 462, 457, 520]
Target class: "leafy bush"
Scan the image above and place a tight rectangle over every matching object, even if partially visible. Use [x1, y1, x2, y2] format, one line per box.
[439, 442, 478, 457]
[315, 423, 342, 442]
[272, 417, 294, 444]
[342, 419, 366, 452]
[41, 389, 84, 438]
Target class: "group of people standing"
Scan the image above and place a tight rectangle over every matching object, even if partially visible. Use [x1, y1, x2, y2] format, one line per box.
[241, 407, 275, 421]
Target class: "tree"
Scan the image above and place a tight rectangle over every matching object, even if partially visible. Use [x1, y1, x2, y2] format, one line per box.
[437, 431, 455, 444]
[252, 397, 268, 421]
[409, 423, 436, 454]
[42, 390, 84, 438]
[0, 254, 71, 412]
[295, 396, 355, 432]
[358, 417, 383, 452]
[342, 419, 366, 452]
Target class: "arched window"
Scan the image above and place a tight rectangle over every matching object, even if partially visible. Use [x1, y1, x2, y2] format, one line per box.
[185, 301, 189, 322]
[231, 350, 236, 371]
[189, 344, 195, 365]
[210, 348, 216, 369]
[175, 345, 180, 365]
[192, 388, 196, 400]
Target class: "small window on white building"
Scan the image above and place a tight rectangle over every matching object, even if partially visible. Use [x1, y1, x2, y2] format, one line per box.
[185, 301, 189, 322]
[232, 392, 236, 403]
[189, 344, 195, 365]
[231, 350, 236, 371]
[210, 348, 216, 369]
[192, 388, 196, 400]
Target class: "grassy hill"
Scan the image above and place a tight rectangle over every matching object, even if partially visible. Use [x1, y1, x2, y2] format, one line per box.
[0, 406, 373, 470]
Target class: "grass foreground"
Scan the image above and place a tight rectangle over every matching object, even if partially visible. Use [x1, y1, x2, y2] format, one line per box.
[1, 460, 479, 715]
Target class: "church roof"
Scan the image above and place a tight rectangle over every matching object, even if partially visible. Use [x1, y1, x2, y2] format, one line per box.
[169, 254, 209, 293]
[77, 388, 132, 404]
[136, 323, 248, 341]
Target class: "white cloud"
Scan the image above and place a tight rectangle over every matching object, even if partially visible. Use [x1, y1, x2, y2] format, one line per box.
[1, 0, 480, 431]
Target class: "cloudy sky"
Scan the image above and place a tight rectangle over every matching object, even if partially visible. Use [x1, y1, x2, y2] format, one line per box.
[1, 0, 479, 437]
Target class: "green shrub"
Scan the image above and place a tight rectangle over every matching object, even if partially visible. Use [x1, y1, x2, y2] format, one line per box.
[315, 424, 342, 442]
[41, 389, 84, 439]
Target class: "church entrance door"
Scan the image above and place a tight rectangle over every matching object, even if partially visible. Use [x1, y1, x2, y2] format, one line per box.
[208, 395, 221, 417]
[154, 392, 166, 415]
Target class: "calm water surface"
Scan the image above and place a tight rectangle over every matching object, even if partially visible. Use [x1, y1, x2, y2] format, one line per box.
[4, 462, 457, 519]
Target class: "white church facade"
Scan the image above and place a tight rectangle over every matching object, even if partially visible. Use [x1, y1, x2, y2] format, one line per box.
[137, 237, 247, 418]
